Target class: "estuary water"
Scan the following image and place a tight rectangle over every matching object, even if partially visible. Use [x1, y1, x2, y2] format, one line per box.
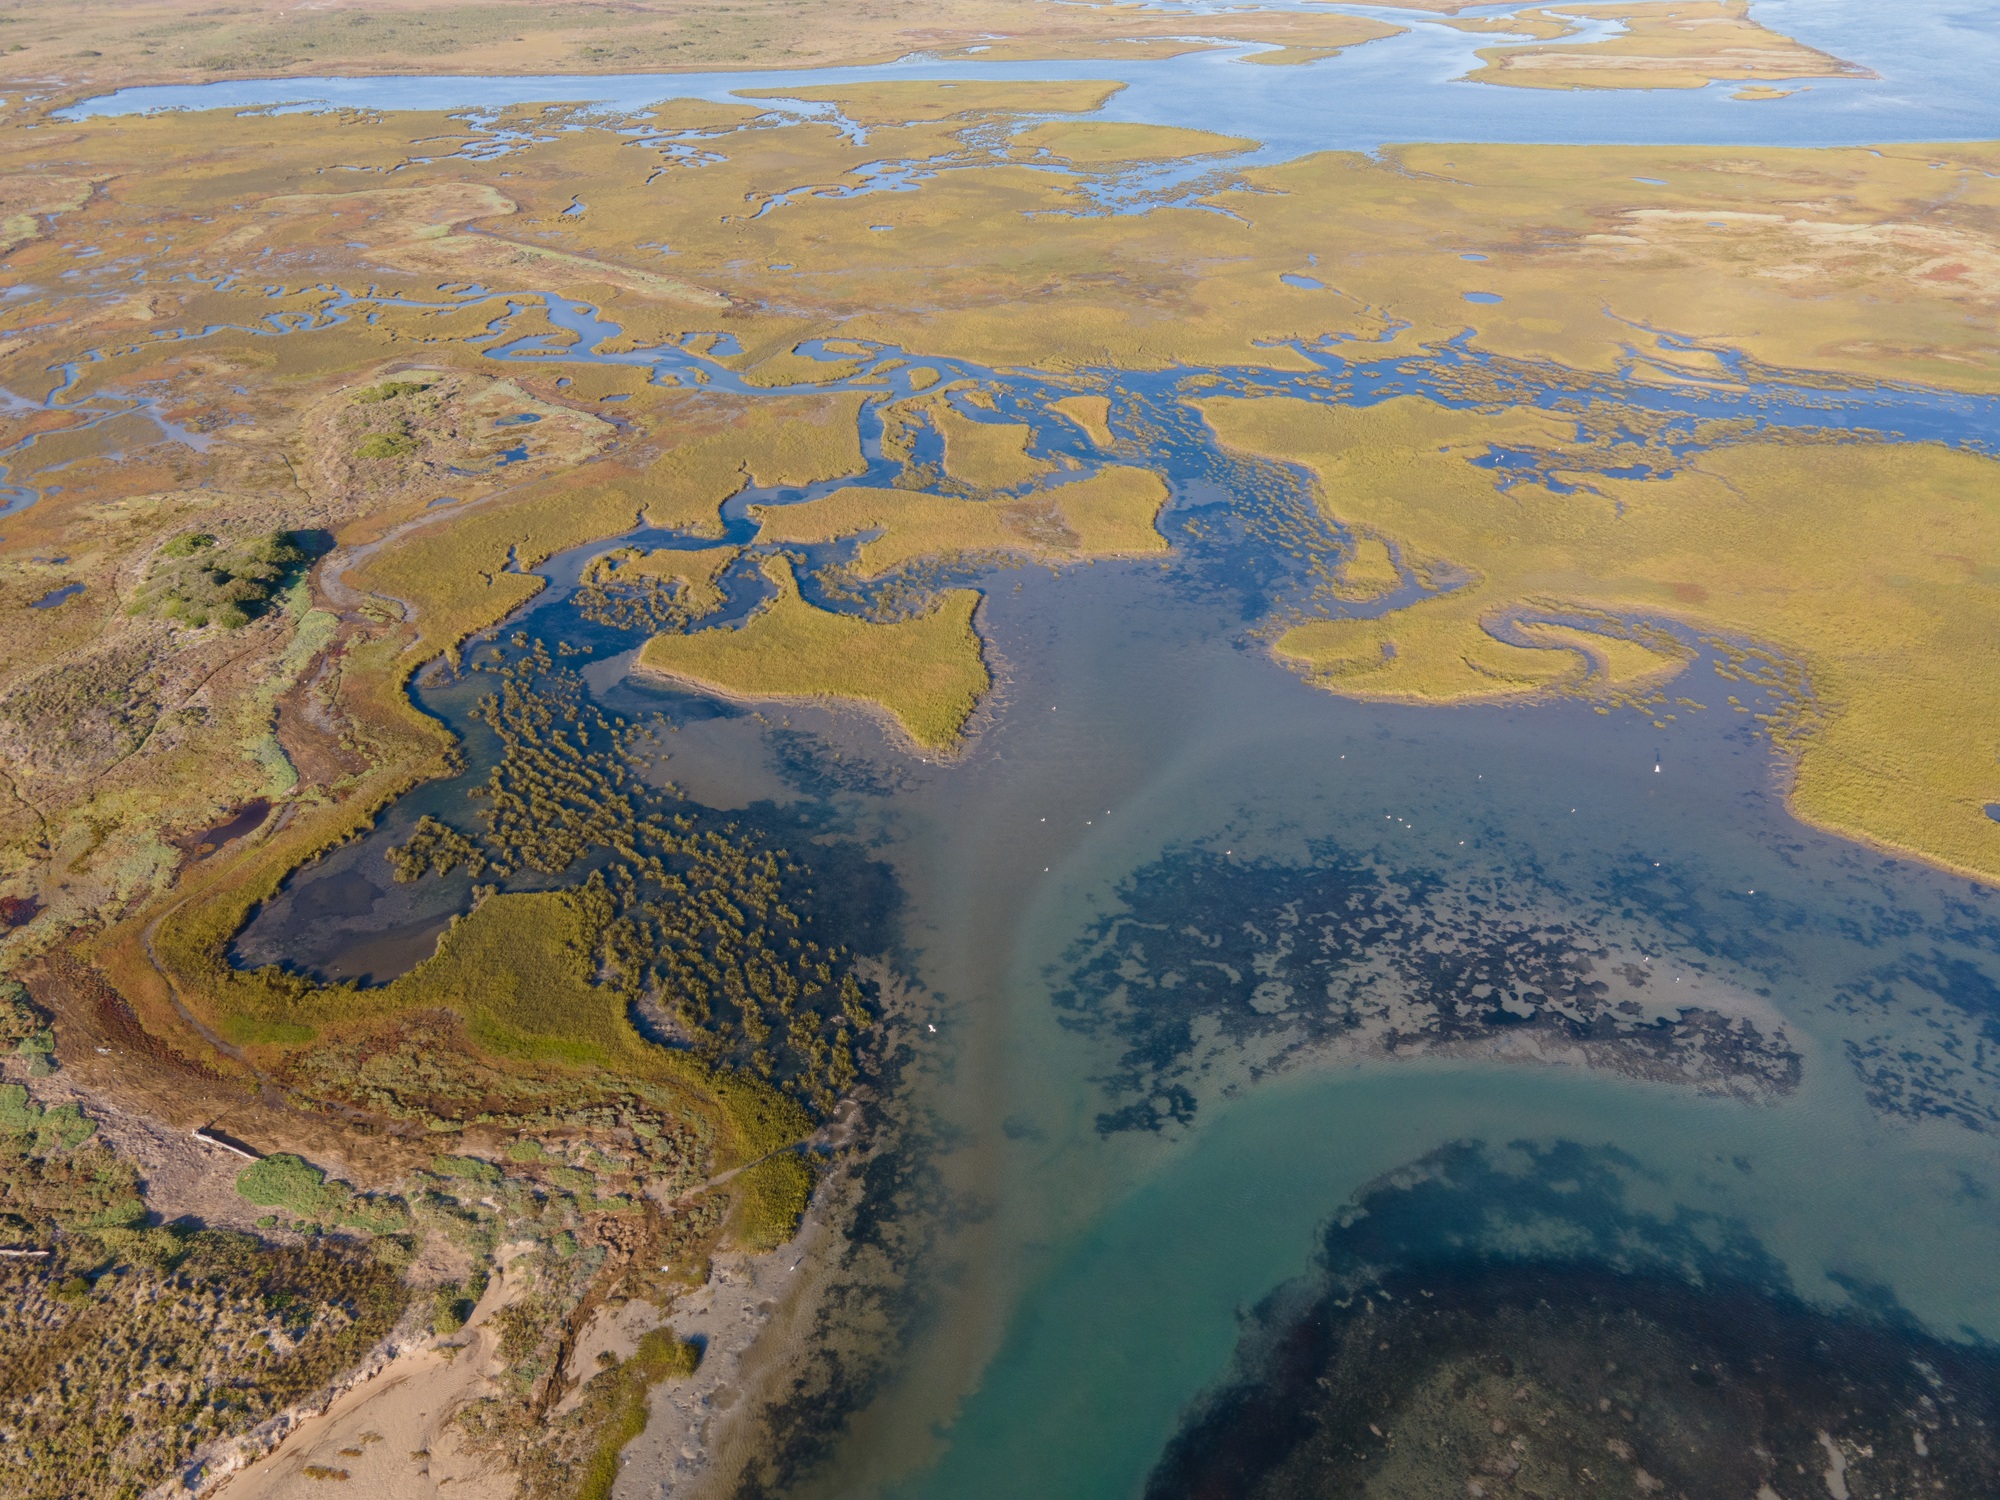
[64, 7, 2000, 1495]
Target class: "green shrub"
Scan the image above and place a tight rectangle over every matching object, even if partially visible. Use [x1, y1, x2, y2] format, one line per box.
[0, 1088, 93, 1151]
[235, 1154, 349, 1221]
[337, 1195, 411, 1234]
[354, 380, 433, 403]
[136, 529, 305, 629]
[433, 1153, 502, 1186]
[430, 1282, 475, 1336]
[0, 981, 48, 1048]
[727, 1151, 815, 1252]
[355, 430, 418, 459]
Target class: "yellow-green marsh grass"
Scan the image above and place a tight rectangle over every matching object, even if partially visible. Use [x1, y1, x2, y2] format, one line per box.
[752, 466, 1168, 575]
[731, 79, 1125, 126]
[1337, 536, 1403, 600]
[725, 1151, 817, 1251]
[586, 546, 740, 614]
[1011, 121, 1255, 164]
[1462, 0, 1865, 92]
[1513, 621, 1689, 689]
[364, 889, 643, 1072]
[1053, 467, 1172, 555]
[637, 558, 989, 750]
[740, 345, 870, 388]
[354, 393, 866, 660]
[1202, 393, 2000, 881]
[1051, 395, 1116, 448]
[934, 404, 1051, 490]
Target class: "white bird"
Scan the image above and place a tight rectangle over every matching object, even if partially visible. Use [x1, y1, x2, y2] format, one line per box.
[927, 1022, 937, 1033]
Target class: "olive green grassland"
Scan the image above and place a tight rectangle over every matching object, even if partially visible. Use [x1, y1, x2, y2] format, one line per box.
[638, 557, 990, 751]
[751, 466, 1169, 575]
[353, 393, 866, 661]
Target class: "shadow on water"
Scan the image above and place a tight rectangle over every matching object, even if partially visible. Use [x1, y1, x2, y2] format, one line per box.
[1148, 1138, 2000, 1500]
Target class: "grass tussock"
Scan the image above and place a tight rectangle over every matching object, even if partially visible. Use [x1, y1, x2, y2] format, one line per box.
[637, 558, 989, 749]
[727, 1151, 816, 1252]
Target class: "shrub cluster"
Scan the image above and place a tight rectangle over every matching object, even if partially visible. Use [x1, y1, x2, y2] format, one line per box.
[134, 530, 305, 629]
[384, 643, 876, 1113]
[0, 1229, 406, 1498]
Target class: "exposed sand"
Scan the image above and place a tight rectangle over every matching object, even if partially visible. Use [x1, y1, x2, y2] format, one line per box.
[193, 1248, 539, 1500]
[612, 1213, 834, 1499]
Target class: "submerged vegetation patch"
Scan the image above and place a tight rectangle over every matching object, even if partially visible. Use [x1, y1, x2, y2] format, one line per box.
[1054, 844, 1799, 1134]
[1147, 1138, 2000, 1500]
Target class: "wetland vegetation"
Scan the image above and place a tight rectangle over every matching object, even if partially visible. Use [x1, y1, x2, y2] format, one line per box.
[0, 8, 1997, 1495]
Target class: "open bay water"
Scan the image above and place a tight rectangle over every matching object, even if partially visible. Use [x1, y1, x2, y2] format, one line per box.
[749, 560, 2000, 1499]
[79, 9, 2000, 1493]
[58, 0, 2000, 151]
